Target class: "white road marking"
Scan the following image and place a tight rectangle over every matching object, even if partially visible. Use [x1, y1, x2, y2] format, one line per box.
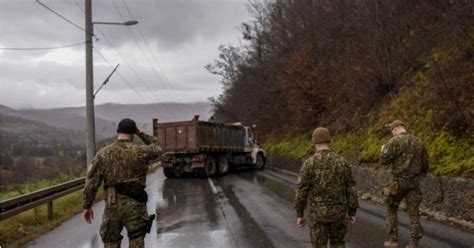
[207, 178, 218, 194]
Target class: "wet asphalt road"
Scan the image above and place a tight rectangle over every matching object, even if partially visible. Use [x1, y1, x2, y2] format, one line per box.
[26, 168, 474, 248]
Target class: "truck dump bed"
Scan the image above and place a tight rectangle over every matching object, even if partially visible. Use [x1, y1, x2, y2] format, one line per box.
[153, 116, 246, 153]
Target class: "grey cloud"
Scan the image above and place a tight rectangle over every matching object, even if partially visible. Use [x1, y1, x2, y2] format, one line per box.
[0, 0, 250, 109]
[1, 0, 248, 51]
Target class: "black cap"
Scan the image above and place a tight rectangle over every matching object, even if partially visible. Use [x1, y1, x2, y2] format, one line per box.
[117, 118, 138, 134]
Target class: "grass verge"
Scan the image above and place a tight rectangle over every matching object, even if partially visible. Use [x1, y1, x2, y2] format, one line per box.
[264, 129, 473, 178]
[0, 173, 85, 201]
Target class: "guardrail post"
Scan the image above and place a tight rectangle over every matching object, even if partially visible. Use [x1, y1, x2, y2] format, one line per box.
[47, 201, 53, 220]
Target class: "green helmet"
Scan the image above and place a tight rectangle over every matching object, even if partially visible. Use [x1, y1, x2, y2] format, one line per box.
[312, 127, 331, 144]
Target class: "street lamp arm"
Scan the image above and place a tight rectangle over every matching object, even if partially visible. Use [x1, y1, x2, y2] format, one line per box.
[92, 20, 138, 26]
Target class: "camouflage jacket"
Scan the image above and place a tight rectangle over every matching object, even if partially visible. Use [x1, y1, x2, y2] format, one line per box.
[380, 132, 429, 180]
[83, 132, 162, 209]
[295, 150, 359, 223]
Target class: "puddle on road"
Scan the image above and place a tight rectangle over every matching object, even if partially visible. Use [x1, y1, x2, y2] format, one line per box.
[219, 184, 275, 247]
[236, 171, 297, 203]
[150, 177, 233, 247]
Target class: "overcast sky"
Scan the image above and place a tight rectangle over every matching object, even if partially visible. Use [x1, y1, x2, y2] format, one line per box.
[0, 0, 251, 109]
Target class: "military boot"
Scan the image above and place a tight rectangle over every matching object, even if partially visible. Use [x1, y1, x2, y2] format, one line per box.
[405, 239, 418, 248]
[383, 239, 399, 247]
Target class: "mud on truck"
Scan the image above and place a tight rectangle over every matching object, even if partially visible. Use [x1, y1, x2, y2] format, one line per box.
[153, 116, 266, 178]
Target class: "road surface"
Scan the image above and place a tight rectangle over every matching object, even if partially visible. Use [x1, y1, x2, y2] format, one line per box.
[26, 168, 474, 248]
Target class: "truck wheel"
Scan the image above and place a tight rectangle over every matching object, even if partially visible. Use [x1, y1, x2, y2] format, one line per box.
[174, 164, 184, 178]
[163, 167, 175, 178]
[255, 153, 266, 170]
[204, 156, 217, 177]
[218, 157, 229, 176]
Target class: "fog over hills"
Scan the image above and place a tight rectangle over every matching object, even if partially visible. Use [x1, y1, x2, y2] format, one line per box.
[0, 102, 213, 139]
[1, 114, 84, 147]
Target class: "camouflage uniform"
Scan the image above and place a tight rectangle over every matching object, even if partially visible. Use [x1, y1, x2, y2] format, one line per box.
[295, 150, 359, 248]
[83, 132, 161, 248]
[381, 132, 429, 242]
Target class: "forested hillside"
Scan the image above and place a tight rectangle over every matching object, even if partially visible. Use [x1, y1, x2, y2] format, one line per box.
[0, 115, 85, 191]
[207, 0, 473, 177]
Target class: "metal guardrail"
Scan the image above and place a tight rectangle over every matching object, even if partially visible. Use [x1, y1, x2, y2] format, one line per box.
[0, 177, 86, 221]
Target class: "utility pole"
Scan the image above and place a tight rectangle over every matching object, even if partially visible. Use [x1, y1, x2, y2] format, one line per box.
[83, 1, 137, 170]
[85, 0, 96, 170]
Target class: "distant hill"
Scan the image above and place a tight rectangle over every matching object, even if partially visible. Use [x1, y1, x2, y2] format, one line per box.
[0, 114, 84, 148]
[9, 108, 116, 139]
[0, 102, 212, 139]
[0, 105, 15, 115]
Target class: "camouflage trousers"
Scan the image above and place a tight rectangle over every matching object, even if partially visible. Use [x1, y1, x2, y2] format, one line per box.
[310, 220, 347, 248]
[100, 195, 149, 248]
[385, 184, 423, 241]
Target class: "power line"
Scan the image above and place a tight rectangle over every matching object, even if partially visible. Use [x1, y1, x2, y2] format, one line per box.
[72, 0, 150, 90]
[70, 0, 181, 115]
[121, 0, 174, 86]
[36, 0, 86, 32]
[110, 0, 164, 93]
[71, 0, 153, 103]
[122, 0, 181, 103]
[112, 0, 179, 101]
[95, 37, 182, 118]
[72, 0, 84, 12]
[94, 47, 148, 102]
[0, 42, 84, 51]
[93, 26, 165, 104]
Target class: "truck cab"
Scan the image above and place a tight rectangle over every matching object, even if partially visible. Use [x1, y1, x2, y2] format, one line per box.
[243, 125, 266, 170]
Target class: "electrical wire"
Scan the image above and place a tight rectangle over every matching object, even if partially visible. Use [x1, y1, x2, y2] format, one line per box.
[121, 0, 174, 87]
[94, 47, 149, 102]
[0, 42, 85, 51]
[36, 0, 86, 32]
[122, 0, 181, 97]
[72, 0, 84, 12]
[72, 0, 156, 104]
[71, 0, 184, 118]
[113, 0, 182, 102]
[72, 0, 152, 92]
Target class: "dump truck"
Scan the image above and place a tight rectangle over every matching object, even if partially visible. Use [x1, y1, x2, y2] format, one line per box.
[153, 116, 266, 178]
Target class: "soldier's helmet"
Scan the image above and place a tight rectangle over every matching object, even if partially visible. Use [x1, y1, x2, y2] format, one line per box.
[312, 127, 331, 144]
[117, 118, 138, 134]
[388, 120, 405, 130]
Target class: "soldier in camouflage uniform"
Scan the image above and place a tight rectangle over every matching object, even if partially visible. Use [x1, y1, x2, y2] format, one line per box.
[83, 118, 162, 248]
[295, 127, 359, 248]
[381, 120, 429, 248]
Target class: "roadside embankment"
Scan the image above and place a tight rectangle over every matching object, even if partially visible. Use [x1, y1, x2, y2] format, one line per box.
[267, 155, 474, 229]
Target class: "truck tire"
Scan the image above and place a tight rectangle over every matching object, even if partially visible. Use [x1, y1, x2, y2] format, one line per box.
[174, 163, 184, 178]
[217, 157, 229, 176]
[204, 156, 217, 177]
[255, 153, 266, 170]
[163, 167, 175, 178]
